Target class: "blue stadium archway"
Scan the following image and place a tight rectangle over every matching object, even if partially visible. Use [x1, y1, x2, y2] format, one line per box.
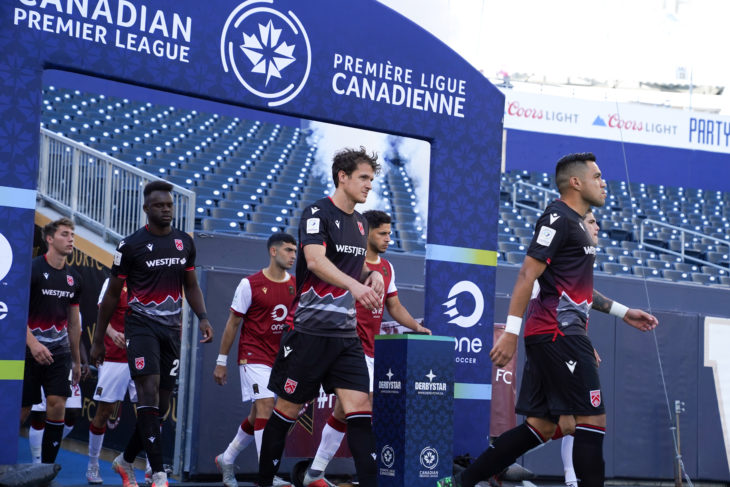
[0, 0, 504, 465]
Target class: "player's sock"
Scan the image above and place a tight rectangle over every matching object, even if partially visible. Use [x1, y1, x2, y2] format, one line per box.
[561, 434, 577, 485]
[41, 419, 65, 463]
[88, 423, 106, 466]
[345, 412, 376, 487]
[63, 416, 76, 439]
[123, 420, 144, 464]
[258, 408, 295, 486]
[29, 419, 45, 464]
[137, 406, 163, 474]
[309, 415, 347, 474]
[573, 424, 605, 487]
[253, 417, 267, 460]
[222, 418, 255, 464]
[461, 422, 545, 486]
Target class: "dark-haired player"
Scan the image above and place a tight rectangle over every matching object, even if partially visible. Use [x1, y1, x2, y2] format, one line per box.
[303, 210, 430, 487]
[439, 153, 658, 487]
[21, 217, 82, 464]
[257, 148, 384, 487]
[213, 233, 298, 487]
[91, 180, 214, 487]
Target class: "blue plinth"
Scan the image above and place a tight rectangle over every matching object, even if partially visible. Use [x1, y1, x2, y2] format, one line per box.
[373, 334, 455, 486]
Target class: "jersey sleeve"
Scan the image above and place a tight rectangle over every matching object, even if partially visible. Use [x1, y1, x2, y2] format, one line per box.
[98, 278, 109, 306]
[186, 235, 196, 271]
[386, 261, 398, 297]
[230, 278, 252, 316]
[111, 241, 131, 279]
[526, 212, 568, 263]
[299, 204, 329, 247]
[71, 271, 82, 306]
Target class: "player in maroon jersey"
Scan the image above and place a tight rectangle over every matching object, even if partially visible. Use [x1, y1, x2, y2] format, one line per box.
[91, 181, 214, 487]
[212, 233, 297, 487]
[303, 210, 430, 487]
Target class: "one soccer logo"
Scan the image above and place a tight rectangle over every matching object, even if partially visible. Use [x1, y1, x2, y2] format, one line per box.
[0, 233, 12, 282]
[442, 280, 484, 328]
[381, 445, 395, 468]
[220, 0, 311, 107]
[419, 446, 439, 470]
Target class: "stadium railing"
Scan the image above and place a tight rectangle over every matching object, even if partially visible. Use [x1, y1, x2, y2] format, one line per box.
[38, 128, 195, 243]
[511, 180, 559, 214]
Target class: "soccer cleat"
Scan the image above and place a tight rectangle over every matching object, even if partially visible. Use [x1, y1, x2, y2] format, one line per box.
[86, 463, 103, 484]
[150, 471, 168, 487]
[302, 469, 335, 487]
[111, 454, 138, 487]
[215, 454, 238, 487]
[273, 475, 292, 486]
[566, 483, 578, 487]
[144, 468, 152, 486]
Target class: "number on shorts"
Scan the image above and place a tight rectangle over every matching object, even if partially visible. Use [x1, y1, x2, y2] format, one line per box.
[170, 359, 180, 377]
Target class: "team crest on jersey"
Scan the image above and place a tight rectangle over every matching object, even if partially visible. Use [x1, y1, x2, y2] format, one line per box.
[288, 285, 295, 295]
[67, 275, 74, 286]
[96, 386, 103, 396]
[358, 221, 365, 235]
[590, 389, 601, 407]
[135, 357, 145, 370]
[382, 265, 389, 276]
[175, 239, 184, 251]
[284, 378, 298, 394]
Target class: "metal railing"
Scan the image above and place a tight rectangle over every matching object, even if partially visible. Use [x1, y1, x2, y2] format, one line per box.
[639, 218, 730, 272]
[37, 128, 195, 243]
[511, 180, 559, 213]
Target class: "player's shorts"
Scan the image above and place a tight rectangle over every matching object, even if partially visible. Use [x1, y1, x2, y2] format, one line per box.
[31, 378, 83, 412]
[365, 354, 374, 393]
[269, 329, 370, 404]
[22, 351, 71, 407]
[239, 363, 276, 402]
[516, 334, 605, 419]
[125, 312, 181, 391]
[94, 361, 138, 403]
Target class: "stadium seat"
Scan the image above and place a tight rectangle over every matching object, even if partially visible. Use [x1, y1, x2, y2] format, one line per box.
[201, 218, 242, 233]
[602, 262, 632, 275]
[662, 269, 691, 282]
[633, 266, 661, 278]
[504, 252, 524, 265]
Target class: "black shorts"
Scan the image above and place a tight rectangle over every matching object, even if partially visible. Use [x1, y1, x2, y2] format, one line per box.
[22, 351, 71, 407]
[125, 313, 181, 391]
[268, 329, 369, 404]
[516, 334, 605, 419]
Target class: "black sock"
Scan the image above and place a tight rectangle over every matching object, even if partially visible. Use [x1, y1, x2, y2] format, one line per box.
[123, 420, 144, 464]
[345, 412, 377, 487]
[573, 424, 605, 487]
[137, 406, 163, 473]
[258, 408, 295, 486]
[41, 419, 65, 463]
[461, 423, 545, 487]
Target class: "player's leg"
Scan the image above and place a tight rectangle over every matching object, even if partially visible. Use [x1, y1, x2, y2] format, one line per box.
[21, 356, 45, 462]
[561, 435, 577, 487]
[306, 398, 347, 485]
[258, 396, 301, 486]
[253, 396, 276, 458]
[28, 409, 46, 464]
[41, 353, 72, 464]
[63, 377, 83, 438]
[572, 414, 606, 487]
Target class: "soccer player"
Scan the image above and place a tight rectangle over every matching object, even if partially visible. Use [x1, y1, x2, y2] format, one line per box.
[303, 210, 430, 487]
[213, 233, 298, 487]
[90, 181, 214, 487]
[438, 153, 659, 487]
[85, 278, 138, 484]
[257, 147, 384, 487]
[21, 217, 83, 464]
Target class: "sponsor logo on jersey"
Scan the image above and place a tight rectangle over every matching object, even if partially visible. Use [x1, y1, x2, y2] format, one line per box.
[145, 257, 185, 268]
[262, 286, 268, 294]
[536, 225, 556, 246]
[135, 357, 145, 370]
[43, 273, 49, 279]
[306, 218, 320, 234]
[590, 389, 601, 407]
[67, 275, 74, 286]
[335, 244, 366, 256]
[566, 360, 577, 374]
[335, 219, 340, 229]
[41, 289, 74, 298]
[175, 239, 184, 251]
[283, 345, 293, 357]
[549, 213, 561, 225]
[284, 377, 298, 394]
[271, 304, 288, 321]
[311, 206, 320, 214]
[146, 243, 154, 251]
[583, 246, 597, 255]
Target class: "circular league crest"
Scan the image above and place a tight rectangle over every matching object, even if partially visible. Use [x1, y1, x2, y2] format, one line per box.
[381, 445, 395, 468]
[220, 0, 311, 107]
[420, 446, 439, 470]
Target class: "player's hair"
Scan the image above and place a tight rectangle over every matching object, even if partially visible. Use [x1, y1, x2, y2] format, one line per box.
[267, 232, 296, 249]
[555, 152, 596, 193]
[331, 147, 381, 187]
[363, 210, 392, 230]
[42, 217, 74, 242]
[143, 180, 173, 199]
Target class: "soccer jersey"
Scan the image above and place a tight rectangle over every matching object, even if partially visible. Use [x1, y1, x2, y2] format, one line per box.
[111, 225, 195, 329]
[97, 278, 130, 363]
[524, 200, 596, 338]
[230, 270, 296, 367]
[357, 258, 398, 357]
[294, 197, 368, 337]
[27, 255, 82, 355]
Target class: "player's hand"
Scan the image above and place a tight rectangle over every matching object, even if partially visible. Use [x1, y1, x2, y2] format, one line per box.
[30, 342, 53, 366]
[213, 365, 227, 385]
[72, 361, 81, 386]
[364, 271, 384, 298]
[416, 324, 432, 335]
[593, 348, 601, 366]
[623, 308, 658, 332]
[80, 356, 91, 380]
[109, 329, 126, 349]
[490, 332, 518, 368]
[351, 281, 382, 312]
[89, 341, 106, 367]
[199, 319, 214, 343]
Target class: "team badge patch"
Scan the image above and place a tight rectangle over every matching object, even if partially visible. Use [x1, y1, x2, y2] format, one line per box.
[288, 285, 295, 295]
[67, 275, 74, 286]
[96, 387, 103, 396]
[175, 239, 184, 251]
[536, 226, 556, 246]
[135, 357, 145, 370]
[284, 378, 298, 394]
[590, 389, 601, 407]
[306, 218, 320, 234]
[358, 221, 365, 235]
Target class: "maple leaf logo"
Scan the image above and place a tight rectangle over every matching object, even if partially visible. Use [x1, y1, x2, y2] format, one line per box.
[240, 20, 295, 86]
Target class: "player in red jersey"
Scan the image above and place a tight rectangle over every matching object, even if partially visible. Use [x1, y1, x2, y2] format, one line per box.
[212, 233, 297, 487]
[303, 210, 430, 487]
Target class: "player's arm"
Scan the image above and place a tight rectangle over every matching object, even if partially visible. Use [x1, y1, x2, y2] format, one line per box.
[361, 262, 384, 298]
[490, 255, 547, 367]
[183, 270, 214, 343]
[385, 295, 430, 334]
[67, 304, 82, 385]
[592, 289, 658, 332]
[213, 310, 244, 386]
[303, 244, 381, 311]
[26, 327, 53, 365]
[90, 275, 124, 365]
